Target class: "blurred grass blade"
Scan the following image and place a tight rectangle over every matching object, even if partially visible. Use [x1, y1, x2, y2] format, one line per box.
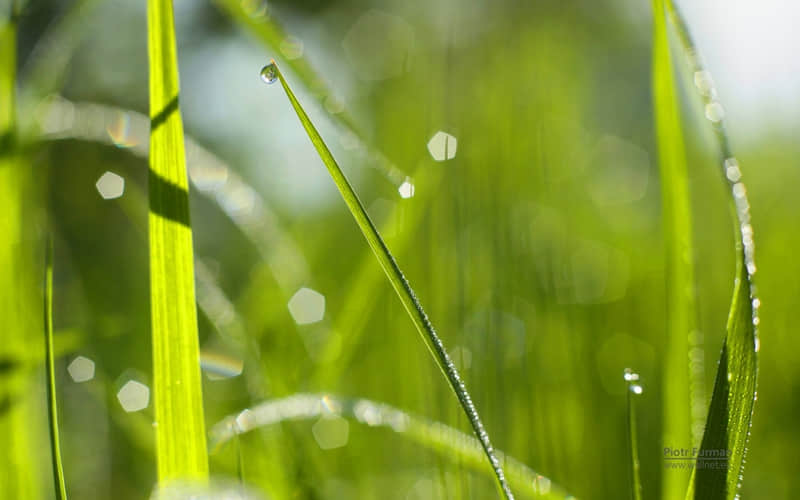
[44, 239, 68, 500]
[651, 0, 699, 497]
[214, 0, 404, 185]
[0, 3, 41, 498]
[147, 0, 209, 482]
[268, 61, 515, 500]
[1, 1, 17, 145]
[624, 369, 643, 500]
[211, 394, 569, 499]
[659, 3, 760, 499]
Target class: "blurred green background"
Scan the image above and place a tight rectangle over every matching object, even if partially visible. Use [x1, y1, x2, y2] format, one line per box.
[3, 0, 799, 498]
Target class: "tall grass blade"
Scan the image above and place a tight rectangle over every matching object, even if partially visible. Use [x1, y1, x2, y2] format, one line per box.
[0, 3, 41, 497]
[147, 0, 209, 483]
[655, 2, 760, 498]
[651, 0, 700, 496]
[624, 369, 643, 500]
[44, 239, 68, 500]
[267, 61, 514, 500]
[211, 394, 568, 499]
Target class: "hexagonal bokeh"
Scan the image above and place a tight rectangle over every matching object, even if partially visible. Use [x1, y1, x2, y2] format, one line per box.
[342, 10, 414, 81]
[116, 380, 150, 412]
[288, 287, 325, 325]
[311, 415, 349, 450]
[398, 178, 415, 199]
[96, 171, 125, 199]
[426, 131, 457, 161]
[67, 355, 96, 383]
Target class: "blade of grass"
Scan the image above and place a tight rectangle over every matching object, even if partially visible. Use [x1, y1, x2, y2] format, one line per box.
[44, 239, 68, 500]
[211, 394, 570, 499]
[215, 0, 405, 185]
[659, 3, 760, 499]
[147, 0, 209, 483]
[1, 1, 17, 146]
[623, 369, 643, 500]
[651, 0, 701, 497]
[267, 61, 514, 500]
[0, 3, 41, 498]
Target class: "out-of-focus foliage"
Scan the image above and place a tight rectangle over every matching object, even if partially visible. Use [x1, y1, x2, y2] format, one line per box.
[4, 0, 798, 498]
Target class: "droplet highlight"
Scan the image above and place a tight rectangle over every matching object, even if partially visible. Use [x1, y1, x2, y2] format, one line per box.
[260, 63, 278, 84]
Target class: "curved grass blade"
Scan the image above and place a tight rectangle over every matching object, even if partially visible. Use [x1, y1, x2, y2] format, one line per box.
[266, 61, 514, 500]
[211, 394, 569, 499]
[44, 239, 68, 500]
[623, 369, 643, 500]
[650, 0, 701, 496]
[147, 0, 209, 482]
[655, 2, 760, 499]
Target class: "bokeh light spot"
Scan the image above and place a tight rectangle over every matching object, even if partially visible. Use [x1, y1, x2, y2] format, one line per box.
[288, 287, 326, 325]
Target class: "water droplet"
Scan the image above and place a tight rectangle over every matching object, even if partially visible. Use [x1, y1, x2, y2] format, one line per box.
[693, 70, 715, 96]
[260, 63, 277, 84]
[754, 336, 761, 352]
[724, 158, 742, 182]
[727, 372, 733, 382]
[705, 101, 725, 122]
[623, 368, 639, 382]
[631, 384, 643, 394]
[732, 183, 747, 199]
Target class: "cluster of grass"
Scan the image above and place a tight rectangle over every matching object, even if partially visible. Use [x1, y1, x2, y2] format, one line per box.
[0, 0, 779, 498]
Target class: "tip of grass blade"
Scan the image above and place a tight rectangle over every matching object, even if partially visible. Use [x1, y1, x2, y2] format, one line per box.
[44, 237, 68, 500]
[264, 60, 515, 500]
[624, 369, 643, 500]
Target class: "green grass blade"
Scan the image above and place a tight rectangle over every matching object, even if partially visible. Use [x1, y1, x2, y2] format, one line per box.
[215, 0, 403, 185]
[44, 239, 68, 500]
[0, 4, 41, 498]
[624, 370, 643, 500]
[211, 394, 569, 499]
[651, 0, 699, 497]
[1, 2, 17, 144]
[147, 0, 209, 483]
[660, 3, 760, 499]
[267, 61, 514, 500]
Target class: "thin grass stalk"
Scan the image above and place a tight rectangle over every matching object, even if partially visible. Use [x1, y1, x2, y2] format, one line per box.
[624, 369, 643, 500]
[44, 239, 68, 500]
[267, 61, 514, 500]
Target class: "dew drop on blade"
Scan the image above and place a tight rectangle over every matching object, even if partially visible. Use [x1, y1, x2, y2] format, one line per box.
[260, 63, 278, 84]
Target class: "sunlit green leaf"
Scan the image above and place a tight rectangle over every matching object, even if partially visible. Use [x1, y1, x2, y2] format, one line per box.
[147, 0, 209, 483]
[654, 2, 760, 499]
[651, 0, 698, 496]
